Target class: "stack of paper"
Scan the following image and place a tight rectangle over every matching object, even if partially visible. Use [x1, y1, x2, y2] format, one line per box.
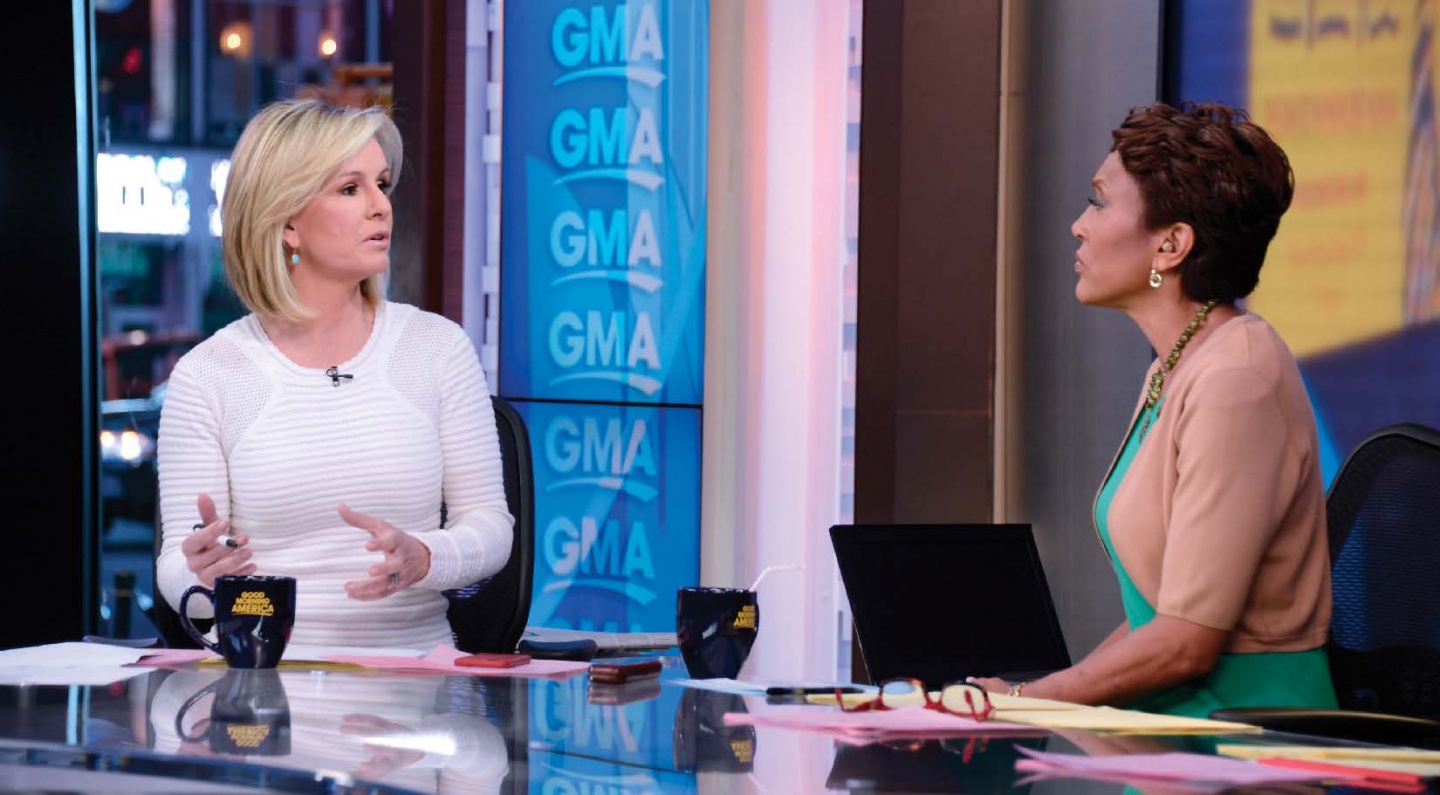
[722, 704, 1045, 745]
[1014, 747, 1357, 789]
[988, 692, 1089, 711]
[999, 705, 1261, 735]
[1218, 743, 1440, 779]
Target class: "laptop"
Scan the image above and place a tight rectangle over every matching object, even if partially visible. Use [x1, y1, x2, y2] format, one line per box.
[830, 523, 1070, 689]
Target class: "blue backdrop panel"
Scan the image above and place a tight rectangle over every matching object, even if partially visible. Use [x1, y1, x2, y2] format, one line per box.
[1164, 0, 1249, 107]
[516, 399, 701, 632]
[501, 0, 708, 405]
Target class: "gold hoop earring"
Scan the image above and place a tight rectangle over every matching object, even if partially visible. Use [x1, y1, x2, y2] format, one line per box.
[1149, 268, 1163, 289]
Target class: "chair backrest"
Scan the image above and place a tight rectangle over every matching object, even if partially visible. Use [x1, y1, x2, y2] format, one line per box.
[1326, 422, 1440, 719]
[150, 394, 536, 653]
[445, 394, 536, 653]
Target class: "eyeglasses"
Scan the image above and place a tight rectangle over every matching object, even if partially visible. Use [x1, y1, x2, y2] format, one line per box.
[835, 677, 995, 722]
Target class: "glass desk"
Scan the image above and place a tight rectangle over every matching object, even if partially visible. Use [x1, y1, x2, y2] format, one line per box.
[0, 655, 1431, 794]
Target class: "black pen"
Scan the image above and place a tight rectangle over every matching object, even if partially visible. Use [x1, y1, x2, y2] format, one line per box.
[765, 685, 864, 696]
[193, 522, 239, 548]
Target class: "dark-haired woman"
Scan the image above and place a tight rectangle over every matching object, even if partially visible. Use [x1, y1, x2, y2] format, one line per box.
[973, 102, 1338, 717]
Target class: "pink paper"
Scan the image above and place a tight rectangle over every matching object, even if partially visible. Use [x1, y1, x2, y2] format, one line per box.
[1013, 747, 1357, 787]
[133, 649, 216, 667]
[323, 645, 589, 678]
[724, 704, 1041, 743]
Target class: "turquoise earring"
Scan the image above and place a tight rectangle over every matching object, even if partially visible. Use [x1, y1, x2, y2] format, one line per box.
[290, 250, 300, 266]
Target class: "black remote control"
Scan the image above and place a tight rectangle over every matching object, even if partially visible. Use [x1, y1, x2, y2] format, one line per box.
[517, 638, 599, 661]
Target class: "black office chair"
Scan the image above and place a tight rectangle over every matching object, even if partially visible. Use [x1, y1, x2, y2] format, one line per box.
[1212, 422, 1440, 747]
[148, 394, 536, 654]
[445, 394, 535, 654]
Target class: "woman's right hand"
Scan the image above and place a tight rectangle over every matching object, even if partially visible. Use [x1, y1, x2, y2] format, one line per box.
[181, 493, 254, 587]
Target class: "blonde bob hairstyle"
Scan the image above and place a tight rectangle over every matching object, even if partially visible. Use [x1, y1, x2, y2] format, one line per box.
[221, 98, 402, 321]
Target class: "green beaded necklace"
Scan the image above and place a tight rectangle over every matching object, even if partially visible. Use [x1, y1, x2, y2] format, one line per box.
[1141, 299, 1219, 434]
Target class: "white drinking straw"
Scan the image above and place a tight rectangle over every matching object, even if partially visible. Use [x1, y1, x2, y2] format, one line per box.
[748, 564, 802, 592]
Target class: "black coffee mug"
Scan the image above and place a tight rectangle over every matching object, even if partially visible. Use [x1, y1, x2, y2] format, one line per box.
[676, 587, 759, 679]
[176, 669, 292, 756]
[180, 575, 296, 669]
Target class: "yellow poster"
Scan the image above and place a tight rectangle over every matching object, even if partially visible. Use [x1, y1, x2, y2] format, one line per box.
[1248, 0, 1416, 355]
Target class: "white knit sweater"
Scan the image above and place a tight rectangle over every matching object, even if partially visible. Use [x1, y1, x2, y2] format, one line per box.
[156, 301, 514, 648]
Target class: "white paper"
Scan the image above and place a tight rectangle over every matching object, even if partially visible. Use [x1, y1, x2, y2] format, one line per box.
[0, 642, 429, 685]
[0, 642, 427, 686]
[667, 678, 769, 694]
[0, 642, 160, 686]
[667, 678, 878, 696]
[0, 642, 151, 668]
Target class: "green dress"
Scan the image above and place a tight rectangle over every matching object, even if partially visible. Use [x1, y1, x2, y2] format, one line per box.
[1093, 402, 1337, 719]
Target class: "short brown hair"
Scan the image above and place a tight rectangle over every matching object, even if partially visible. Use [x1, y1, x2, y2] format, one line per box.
[1111, 102, 1293, 304]
[222, 98, 402, 320]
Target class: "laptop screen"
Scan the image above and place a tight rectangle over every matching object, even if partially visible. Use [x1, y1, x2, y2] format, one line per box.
[830, 523, 1071, 688]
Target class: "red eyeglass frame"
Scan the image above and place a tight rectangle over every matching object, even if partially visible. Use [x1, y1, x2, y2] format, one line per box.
[835, 677, 995, 722]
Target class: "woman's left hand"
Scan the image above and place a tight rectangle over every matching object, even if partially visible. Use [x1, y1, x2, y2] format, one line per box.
[339, 504, 432, 600]
[340, 713, 425, 778]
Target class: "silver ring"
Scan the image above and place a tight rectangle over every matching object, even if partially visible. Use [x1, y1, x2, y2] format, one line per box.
[389, 573, 400, 589]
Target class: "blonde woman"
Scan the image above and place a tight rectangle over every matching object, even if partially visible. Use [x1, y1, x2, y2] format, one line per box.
[156, 98, 513, 648]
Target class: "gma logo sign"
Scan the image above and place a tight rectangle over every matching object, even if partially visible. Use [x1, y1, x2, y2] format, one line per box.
[544, 415, 657, 501]
[547, 311, 662, 397]
[551, 1, 665, 88]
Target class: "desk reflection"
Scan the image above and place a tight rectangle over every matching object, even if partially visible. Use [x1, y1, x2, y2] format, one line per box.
[523, 659, 763, 792]
[174, 668, 291, 756]
[0, 662, 1385, 794]
[674, 690, 755, 773]
[827, 734, 1050, 794]
[152, 669, 511, 794]
[529, 662, 700, 792]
